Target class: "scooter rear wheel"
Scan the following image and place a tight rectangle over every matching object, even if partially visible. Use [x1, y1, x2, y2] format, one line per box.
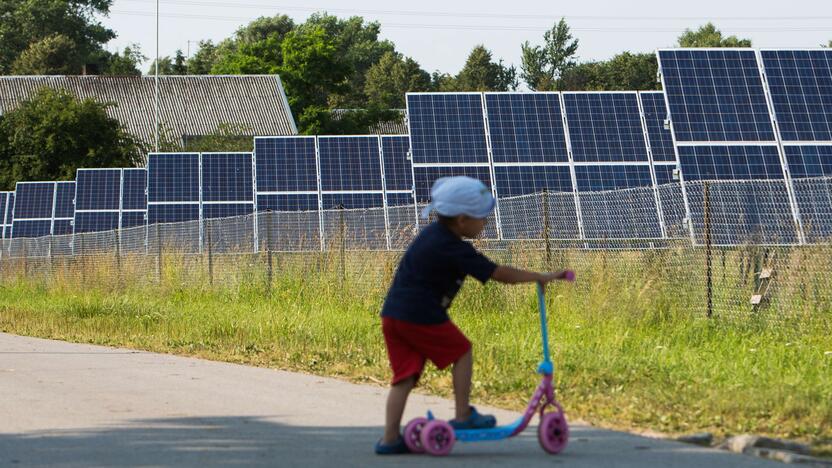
[538, 410, 569, 454]
[403, 417, 428, 453]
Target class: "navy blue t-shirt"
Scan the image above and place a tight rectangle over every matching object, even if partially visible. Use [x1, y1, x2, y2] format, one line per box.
[381, 222, 498, 325]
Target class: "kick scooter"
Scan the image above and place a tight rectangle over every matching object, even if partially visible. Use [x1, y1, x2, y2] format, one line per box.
[403, 273, 575, 456]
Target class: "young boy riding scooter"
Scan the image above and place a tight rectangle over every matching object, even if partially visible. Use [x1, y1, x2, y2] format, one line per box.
[376, 176, 572, 454]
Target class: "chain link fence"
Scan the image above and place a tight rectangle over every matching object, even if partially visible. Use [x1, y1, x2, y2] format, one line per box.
[2, 179, 831, 322]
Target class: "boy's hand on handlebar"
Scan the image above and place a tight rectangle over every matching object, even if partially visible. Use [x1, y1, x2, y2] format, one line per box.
[537, 270, 575, 285]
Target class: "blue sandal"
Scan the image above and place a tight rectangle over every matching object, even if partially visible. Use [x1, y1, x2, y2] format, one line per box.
[449, 406, 497, 430]
[374, 435, 410, 455]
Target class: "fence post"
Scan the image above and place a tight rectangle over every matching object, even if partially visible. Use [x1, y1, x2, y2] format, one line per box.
[114, 228, 121, 284]
[704, 181, 713, 319]
[48, 234, 54, 276]
[339, 204, 345, 286]
[22, 241, 28, 279]
[265, 210, 273, 293]
[155, 222, 162, 284]
[206, 218, 214, 286]
[542, 189, 551, 269]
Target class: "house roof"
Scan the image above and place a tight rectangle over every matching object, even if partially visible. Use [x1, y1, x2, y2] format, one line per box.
[0, 75, 298, 145]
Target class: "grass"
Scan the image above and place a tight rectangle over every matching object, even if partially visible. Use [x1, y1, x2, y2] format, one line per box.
[0, 245, 830, 455]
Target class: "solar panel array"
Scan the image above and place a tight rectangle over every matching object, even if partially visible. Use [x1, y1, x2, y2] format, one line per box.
[657, 48, 832, 244]
[3, 48, 831, 248]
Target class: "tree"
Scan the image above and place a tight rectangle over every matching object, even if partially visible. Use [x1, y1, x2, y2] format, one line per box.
[560, 52, 658, 91]
[147, 50, 188, 75]
[364, 52, 431, 108]
[450, 45, 518, 91]
[278, 26, 351, 133]
[187, 40, 218, 74]
[210, 15, 295, 74]
[677, 23, 752, 47]
[520, 18, 579, 91]
[0, 88, 142, 190]
[0, 0, 116, 74]
[10, 34, 84, 75]
[303, 14, 396, 108]
[102, 44, 145, 75]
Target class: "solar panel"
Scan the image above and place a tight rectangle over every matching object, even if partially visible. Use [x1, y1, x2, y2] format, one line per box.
[783, 145, 832, 241]
[254, 136, 318, 193]
[494, 166, 573, 197]
[12, 182, 55, 238]
[122, 168, 148, 211]
[406, 93, 489, 164]
[0, 192, 11, 239]
[658, 49, 775, 142]
[677, 145, 797, 244]
[256, 194, 320, 251]
[761, 49, 832, 142]
[574, 165, 654, 191]
[322, 193, 384, 210]
[484, 92, 569, 163]
[201, 153, 254, 203]
[639, 92, 676, 162]
[201, 152, 255, 254]
[563, 92, 649, 162]
[318, 136, 383, 192]
[147, 153, 200, 225]
[677, 145, 785, 181]
[74, 169, 121, 233]
[380, 136, 413, 192]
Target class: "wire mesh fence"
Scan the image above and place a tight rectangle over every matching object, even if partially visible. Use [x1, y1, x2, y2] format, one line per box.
[1, 179, 831, 322]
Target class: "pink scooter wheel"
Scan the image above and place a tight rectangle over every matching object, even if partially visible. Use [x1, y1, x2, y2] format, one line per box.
[403, 417, 428, 453]
[563, 270, 576, 282]
[420, 420, 456, 456]
[538, 410, 569, 454]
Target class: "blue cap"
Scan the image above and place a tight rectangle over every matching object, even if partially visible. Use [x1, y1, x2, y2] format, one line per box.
[420, 176, 496, 219]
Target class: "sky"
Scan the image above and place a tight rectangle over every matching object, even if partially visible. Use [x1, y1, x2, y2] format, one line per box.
[99, 0, 832, 75]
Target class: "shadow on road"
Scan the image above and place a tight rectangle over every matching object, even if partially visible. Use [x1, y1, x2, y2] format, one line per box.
[0, 415, 774, 467]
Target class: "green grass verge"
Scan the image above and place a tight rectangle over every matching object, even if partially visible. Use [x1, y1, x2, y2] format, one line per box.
[0, 248, 830, 455]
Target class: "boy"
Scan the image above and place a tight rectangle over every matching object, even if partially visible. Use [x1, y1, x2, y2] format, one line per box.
[376, 176, 572, 454]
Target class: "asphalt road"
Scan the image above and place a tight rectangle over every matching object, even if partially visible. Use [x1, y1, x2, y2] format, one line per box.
[0, 333, 779, 467]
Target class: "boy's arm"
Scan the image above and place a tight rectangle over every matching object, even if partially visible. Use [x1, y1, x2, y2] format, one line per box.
[491, 266, 571, 285]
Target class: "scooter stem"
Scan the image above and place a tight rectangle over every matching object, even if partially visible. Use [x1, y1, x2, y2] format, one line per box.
[536, 283, 553, 375]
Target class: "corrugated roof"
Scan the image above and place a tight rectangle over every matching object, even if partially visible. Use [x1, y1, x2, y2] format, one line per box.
[0, 75, 298, 146]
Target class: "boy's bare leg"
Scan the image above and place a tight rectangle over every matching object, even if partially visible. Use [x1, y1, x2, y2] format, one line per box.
[383, 375, 417, 444]
[452, 348, 473, 421]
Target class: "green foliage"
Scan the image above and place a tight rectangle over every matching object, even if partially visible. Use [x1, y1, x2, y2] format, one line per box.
[0, 0, 116, 74]
[100, 44, 145, 76]
[0, 88, 142, 190]
[677, 23, 752, 47]
[303, 14, 396, 107]
[186, 40, 218, 74]
[210, 15, 295, 75]
[1, 246, 829, 446]
[520, 18, 579, 91]
[147, 50, 188, 75]
[443, 45, 517, 92]
[10, 34, 83, 75]
[279, 27, 352, 132]
[181, 123, 254, 152]
[560, 52, 659, 91]
[364, 52, 432, 108]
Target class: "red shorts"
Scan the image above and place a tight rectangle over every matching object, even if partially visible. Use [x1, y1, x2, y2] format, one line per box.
[382, 317, 472, 385]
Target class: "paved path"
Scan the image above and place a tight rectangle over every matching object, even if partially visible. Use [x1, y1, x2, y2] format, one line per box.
[0, 333, 778, 467]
